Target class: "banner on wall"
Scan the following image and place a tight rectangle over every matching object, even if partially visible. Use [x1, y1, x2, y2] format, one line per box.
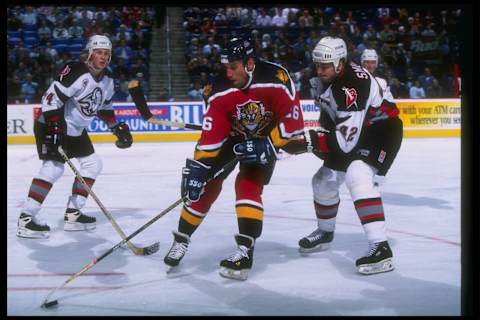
[7, 99, 460, 143]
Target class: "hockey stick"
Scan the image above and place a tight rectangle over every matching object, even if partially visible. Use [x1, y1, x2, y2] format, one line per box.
[127, 80, 202, 130]
[41, 196, 184, 309]
[57, 146, 159, 256]
[41, 157, 239, 309]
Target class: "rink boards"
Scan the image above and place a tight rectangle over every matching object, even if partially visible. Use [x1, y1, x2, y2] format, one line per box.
[7, 99, 460, 144]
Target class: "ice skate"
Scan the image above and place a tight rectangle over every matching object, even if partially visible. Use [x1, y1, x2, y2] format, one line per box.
[164, 231, 190, 273]
[17, 213, 50, 239]
[356, 241, 394, 275]
[298, 228, 334, 254]
[64, 209, 96, 231]
[219, 234, 254, 281]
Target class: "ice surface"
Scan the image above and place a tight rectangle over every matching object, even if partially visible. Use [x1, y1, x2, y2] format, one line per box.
[7, 138, 460, 315]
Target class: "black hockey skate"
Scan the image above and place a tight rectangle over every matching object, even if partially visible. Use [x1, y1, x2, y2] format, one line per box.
[64, 208, 96, 231]
[164, 231, 190, 272]
[356, 241, 394, 275]
[17, 213, 50, 239]
[219, 234, 254, 281]
[298, 227, 334, 253]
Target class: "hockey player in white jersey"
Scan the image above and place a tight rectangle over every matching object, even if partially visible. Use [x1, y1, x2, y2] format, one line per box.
[17, 35, 133, 239]
[298, 37, 403, 274]
[361, 49, 394, 103]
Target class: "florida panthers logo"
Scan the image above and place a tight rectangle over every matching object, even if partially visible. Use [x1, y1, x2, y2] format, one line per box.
[342, 86, 358, 109]
[78, 87, 103, 117]
[234, 100, 273, 138]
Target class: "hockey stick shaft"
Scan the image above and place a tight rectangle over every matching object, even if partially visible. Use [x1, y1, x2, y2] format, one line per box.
[127, 80, 202, 130]
[57, 146, 159, 256]
[41, 196, 184, 307]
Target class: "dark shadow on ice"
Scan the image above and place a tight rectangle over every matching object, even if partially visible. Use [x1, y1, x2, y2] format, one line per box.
[381, 192, 453, 210]
[16, 220, 130, 285]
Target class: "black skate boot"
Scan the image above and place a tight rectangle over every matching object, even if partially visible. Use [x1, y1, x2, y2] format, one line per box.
[17, 213, 50, 239]
[64, 208, 96, 231]
[219, 234, 254, 281]
[356, 241, 394, 275]
[298, 227, 334, 254]
[164, 231, 190, 272]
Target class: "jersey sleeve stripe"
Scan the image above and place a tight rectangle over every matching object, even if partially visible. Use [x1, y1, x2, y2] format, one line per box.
[195, 137, 228, 151]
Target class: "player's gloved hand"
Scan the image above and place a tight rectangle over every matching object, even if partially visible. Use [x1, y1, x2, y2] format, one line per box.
[233, 137, 277, 166]
[307, 129, 330, 154]
[365, 103, 399, 127]
[181, 158, 211, 203]
[112, 122, 132, 148]
[44, 120, 64, 156]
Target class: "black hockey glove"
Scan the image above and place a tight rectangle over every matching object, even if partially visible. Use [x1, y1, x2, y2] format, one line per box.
[112, 122, 132, 149]
[233, 137, 277, 166]
[181, 158, 211, 203]
[44, 116, 64, 157]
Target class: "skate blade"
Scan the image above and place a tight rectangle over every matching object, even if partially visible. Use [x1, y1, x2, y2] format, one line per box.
[64, 222, 96, 231]
[17, 229, 50, 239]
[298, 243, 330, 255]
[165, 264, 179, 274]
[357, 258, 394, 275]
[219, 267, 249, 281]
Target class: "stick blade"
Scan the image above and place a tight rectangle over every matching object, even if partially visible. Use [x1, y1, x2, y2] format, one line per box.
[141, 241, 160, 255]
[41, 300, 58, 309]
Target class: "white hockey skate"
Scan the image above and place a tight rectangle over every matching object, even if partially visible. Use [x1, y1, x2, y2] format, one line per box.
[17, 213, 50, 239]
[64, 209, 96, 231]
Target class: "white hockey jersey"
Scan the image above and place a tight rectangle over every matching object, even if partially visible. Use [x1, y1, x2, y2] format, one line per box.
[39, 62, 115, 136]
[375, 76, 395, 103]
[315, 62, 385, 153]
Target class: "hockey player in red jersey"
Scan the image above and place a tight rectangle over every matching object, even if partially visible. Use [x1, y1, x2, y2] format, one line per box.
[297, 37, 403, 274]
[16, 35, 133, 239]
[164, 36, 305, 280]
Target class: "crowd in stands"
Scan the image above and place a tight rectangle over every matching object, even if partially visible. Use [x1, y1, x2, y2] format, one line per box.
[183, 6, 462, 100]
[7, 5, 155, 104]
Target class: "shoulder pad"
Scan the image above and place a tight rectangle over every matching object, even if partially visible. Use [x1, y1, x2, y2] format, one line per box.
[55, 62, 89, 88]
[253, 60, 295, 97]
[331, 62, 371, 111]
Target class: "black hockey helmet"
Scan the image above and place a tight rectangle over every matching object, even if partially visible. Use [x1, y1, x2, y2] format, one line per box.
[220, 36, 255, 64]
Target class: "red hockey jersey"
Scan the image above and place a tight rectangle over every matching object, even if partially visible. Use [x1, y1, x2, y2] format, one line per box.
[194, 60, 305, 161]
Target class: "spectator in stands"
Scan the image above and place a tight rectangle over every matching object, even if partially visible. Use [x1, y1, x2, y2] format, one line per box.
[389, 77, 409, 98]
[52, 21, 70, 40]
[85, 18, 105, 38]
[298, 9, 314, 28]
[255, 8, 272, 27]
[379, 24, 396, 45]
[131, 25, 150, 49]
[187, 52, 210, 78]
[20, 73, 39, 103]
[418, 67, 436, 91]
[426, 78, 444, 98]
[200, 17, 216, 36]
[44, 41, 59, 60]
[14, 61, 31, 81]
[202, 36, 221, 58]
[187, 80, 204, 101]
[115, 24, 132, 43]
[213, 8, 228, 27]
[271, 8, 288, 28]
[363, 24, 379, 43]
[77, 8, 93, 29]
[68, 18, 84, 39]
[186, 37, 201, 60]
[111, 57, 130, 79]
[129, 57, 149, 80]
[409, 80, 426, 98]
[8, 75, 23, 103]
[239, 8, 256, 28]
[20, 6, 38, 27]
[38, 19, 53, 43]
[421, 22, 437, 38]
[114, 39, 134, 62]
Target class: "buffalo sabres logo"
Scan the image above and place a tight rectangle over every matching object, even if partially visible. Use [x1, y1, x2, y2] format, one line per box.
[234, 100, 273, 138]
[342, 86, 358, 109]
[78, 87, 103, 117]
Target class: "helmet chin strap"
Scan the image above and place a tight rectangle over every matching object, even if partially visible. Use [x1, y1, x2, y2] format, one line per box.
[241, 63, 255, 90]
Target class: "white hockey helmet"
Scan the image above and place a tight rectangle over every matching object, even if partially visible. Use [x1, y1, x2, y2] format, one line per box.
[86, 35, 112, 64]
[361, 49, 378, 66]
[312, 36, 347, 73]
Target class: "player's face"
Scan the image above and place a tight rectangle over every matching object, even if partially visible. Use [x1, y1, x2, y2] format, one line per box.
[90, 49, 111, 70]
[362, 60, 377, 74]
[315, 62, 337, 83]
[224, 61, 248, 88]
